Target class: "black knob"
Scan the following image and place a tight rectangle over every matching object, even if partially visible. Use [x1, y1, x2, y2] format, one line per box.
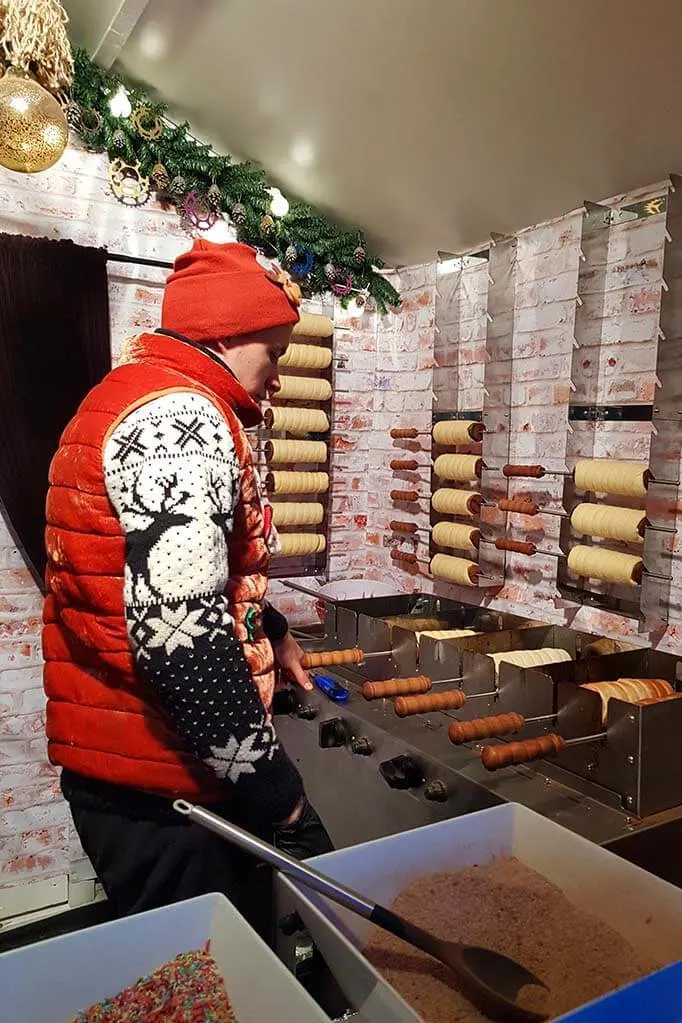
[350, 737, 373, 756]
[278, 911, 305, 936]
[379, 754, 424, 790]
[319, 717, 349, 749]
[272, 690, 298, 716]
[424, 780, 448, 803]
[297, 704, 318, 720]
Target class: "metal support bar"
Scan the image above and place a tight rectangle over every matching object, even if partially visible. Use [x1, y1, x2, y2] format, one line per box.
[282, 580, 333, 603]
[568, 405, 653, 423]
[107, 251, 173, 270]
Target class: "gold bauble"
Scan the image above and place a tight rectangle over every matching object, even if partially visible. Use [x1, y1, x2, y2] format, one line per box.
[0, 68, 68, 173]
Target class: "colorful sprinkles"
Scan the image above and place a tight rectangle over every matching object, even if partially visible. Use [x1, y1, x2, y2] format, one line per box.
[72, 950, 236, 1022]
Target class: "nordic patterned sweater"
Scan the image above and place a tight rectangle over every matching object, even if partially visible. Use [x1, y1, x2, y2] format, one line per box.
[103, 390, 304, 823]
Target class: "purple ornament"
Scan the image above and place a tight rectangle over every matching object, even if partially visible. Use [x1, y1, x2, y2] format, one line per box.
[183, 190, 218, 231]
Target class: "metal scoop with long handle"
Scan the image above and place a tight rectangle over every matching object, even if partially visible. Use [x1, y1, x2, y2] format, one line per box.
[173, 800, 548, 1023]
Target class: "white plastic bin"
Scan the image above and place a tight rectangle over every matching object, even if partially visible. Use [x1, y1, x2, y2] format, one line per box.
[279, 802, 682, 1022]
[0, 892, 333, 1023]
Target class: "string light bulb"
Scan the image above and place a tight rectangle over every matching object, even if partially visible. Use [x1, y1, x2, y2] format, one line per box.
[269, 187, 289, 217]
[109, 85, 131, 118]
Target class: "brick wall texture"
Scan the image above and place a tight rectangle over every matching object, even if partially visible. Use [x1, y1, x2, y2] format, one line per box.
[0, 144, 681, 901]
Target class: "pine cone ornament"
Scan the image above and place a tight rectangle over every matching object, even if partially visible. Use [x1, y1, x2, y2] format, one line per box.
[151, 163, 170, 190]
[169, 175, 187, 197]
[285, 244, 298, 264]
[353, 245, 366, 265]
[207, 183, 222, 211]
[261, 214, 275, 233]
[112, 128, 126, 150]
[231, 202, 246, 224]
[324, 262, 337, 281]
[65, 101, 83, 131]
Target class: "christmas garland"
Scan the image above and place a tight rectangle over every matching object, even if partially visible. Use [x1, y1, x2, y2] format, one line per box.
[70, 49, 400, 312]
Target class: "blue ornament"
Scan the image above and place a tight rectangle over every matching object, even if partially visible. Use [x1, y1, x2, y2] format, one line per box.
[291, 244, 314, 278]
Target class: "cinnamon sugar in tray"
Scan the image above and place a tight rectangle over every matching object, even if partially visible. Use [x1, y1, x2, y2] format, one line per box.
[71, 949, 236, 1023]
[364, 856, 664, 1023]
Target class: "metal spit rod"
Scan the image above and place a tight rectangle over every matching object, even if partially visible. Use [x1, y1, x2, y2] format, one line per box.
[282, 579, 337, 603]
[480, 730, 607, 771]
[390, 551, 501, 584]
[487, 464, 680, 488]
[480, 537, 560, 558]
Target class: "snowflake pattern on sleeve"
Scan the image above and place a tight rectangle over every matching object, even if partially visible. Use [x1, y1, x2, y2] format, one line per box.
[103, 392, 304, 822]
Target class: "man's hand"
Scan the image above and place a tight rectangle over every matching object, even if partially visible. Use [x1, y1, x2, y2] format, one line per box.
[273, 632, 313, 691]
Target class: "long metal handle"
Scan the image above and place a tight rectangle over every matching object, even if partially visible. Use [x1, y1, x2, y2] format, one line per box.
[282, 579, 339, 604]
[174, 800, 373, 919]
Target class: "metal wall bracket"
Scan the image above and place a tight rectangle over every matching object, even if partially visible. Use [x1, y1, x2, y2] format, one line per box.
[568, 404, 653, 423]
[433, 409, 484, 423]
[611, 195, 667, 225]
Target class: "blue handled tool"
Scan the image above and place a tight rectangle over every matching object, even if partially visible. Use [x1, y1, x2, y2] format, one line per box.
[312, 673, 350, 702]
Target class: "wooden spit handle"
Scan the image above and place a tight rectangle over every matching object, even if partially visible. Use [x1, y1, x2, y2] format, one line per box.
[391, 549, 418, 564]
[394, 690, 466, 717]
[390, 458, 419, 471]
[495, 538, 536, 556]
[390, 520, 418, 533]
[390, 428, 419, 439]
[499, 498, 540, 516]
[301, 648, 365, 669]
[448, 712, 525, 745]
[481, 734, 565, 771]
[502, 464, 546, 478]
[391, 489, 419, 502]
[362, 676, 432, 700]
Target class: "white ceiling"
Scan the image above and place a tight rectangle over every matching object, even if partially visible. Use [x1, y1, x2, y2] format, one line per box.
[63, 0, 682, 265]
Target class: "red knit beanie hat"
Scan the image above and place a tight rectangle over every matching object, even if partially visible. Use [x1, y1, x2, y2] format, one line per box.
[161, 240, 301, 343]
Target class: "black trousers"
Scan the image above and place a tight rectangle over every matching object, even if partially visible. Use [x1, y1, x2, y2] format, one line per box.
[62, 770, 274, 941]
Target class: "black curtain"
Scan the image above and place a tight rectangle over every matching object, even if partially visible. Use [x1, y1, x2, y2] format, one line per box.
[0, 234, 111, 588]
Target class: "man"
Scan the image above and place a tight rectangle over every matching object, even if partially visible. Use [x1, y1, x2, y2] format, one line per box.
[42, 241, 332, 930]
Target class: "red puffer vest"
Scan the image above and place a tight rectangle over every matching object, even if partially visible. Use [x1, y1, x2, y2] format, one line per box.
[43, 332, 275, 800]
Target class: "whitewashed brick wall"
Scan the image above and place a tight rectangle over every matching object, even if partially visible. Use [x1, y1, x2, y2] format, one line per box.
[0, 141, 358, 898]
[0, 143, 196, 895]
[2, 140, 682, 908]
[388, 185, 682, 654]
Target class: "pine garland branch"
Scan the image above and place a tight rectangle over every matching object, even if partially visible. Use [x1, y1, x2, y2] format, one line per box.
[69, 48, 400, 312]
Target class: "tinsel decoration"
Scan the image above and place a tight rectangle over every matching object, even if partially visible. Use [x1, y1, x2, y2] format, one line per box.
[70, 48, 401, 310]
[207, 183, 222, 211]
[0, 0, 73, 95]
[131, 106, 164, 141]
[231, 203, 246, 224]
[151, 162, 170, 190]
[108, 159, 150, 207]
[183, 190, 218, 231]
[353, 245, 366, 264]
[290, 245, 314, 279]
